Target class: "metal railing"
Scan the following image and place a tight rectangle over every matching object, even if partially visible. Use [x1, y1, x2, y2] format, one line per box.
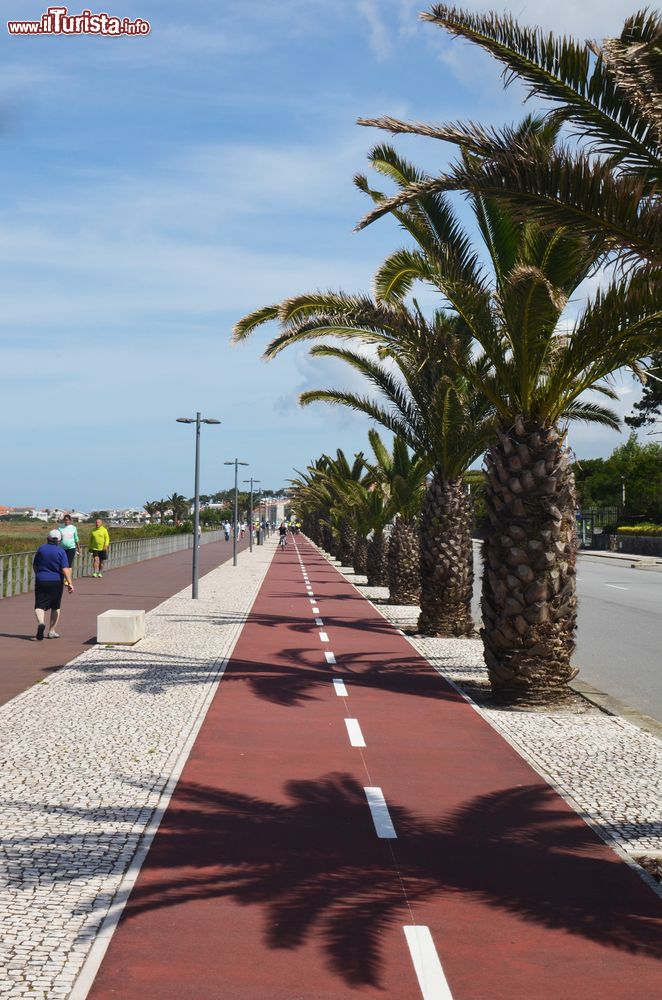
[0, 529, 226, 599]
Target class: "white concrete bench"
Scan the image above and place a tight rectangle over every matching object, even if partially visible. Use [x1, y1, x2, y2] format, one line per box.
[97, 609, 145, 645]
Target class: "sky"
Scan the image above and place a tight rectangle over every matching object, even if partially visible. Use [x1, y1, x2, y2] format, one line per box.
[0, 0, 646, 510]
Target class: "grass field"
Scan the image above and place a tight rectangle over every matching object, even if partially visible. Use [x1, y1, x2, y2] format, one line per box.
[0, 521, 155, 555]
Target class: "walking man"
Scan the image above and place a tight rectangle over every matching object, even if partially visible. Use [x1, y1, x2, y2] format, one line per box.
[89, 518, 110, 578]
[33, 528, 74, 639]
[59, 513, 81, 569]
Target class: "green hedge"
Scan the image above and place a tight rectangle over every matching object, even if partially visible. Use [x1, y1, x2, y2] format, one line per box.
[616, 524, 662, 536]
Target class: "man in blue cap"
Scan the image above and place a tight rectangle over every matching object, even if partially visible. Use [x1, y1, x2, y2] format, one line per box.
[32, 528, 74, 640]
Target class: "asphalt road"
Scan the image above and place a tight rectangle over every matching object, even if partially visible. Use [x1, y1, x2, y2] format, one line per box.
[471, 545, 662, 723]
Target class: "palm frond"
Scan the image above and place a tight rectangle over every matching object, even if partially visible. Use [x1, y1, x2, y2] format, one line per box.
[423, 5, 660, 172]
[559, 398, 621, 429]
[232, 303, 279, 342]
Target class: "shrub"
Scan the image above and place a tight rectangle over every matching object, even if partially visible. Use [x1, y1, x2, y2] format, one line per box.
[616, 524, 662, 536]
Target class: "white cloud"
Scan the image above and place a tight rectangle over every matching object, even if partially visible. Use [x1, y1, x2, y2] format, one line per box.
[357, 0, 393, 59]
[0, 131, 381, 329]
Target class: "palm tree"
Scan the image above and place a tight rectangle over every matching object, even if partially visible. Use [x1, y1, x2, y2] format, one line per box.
[143, 501, 159, 522]
[357, 6, 662, 271]
[289, 459, 333, 547]
[155, 499, 168, 524]
[288, 435, 425, 603]
[234, 271, 492, 632]
[318, 449, 368, 567]
[298, 321, 490, 632]
[351, 130, 662, 702]
[167, 492, 189, 524]
[362, 433, 426, 605]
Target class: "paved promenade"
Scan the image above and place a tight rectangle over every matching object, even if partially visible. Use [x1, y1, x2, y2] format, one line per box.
[0, 536, 248, 706]
[1, 536, 661, 998]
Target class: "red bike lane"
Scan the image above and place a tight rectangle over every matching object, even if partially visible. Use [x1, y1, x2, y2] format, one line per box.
[85, 536, 662, 999]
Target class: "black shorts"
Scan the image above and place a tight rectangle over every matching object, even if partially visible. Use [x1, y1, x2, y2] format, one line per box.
[64, 548, 76, 567]
[35, 579, 64, 611]
[91, 549, 108, 562]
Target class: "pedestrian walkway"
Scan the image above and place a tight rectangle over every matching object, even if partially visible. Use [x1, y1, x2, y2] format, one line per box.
[2, 536, 661, 998]
[67, 537, 662, 998]
[0, 536, 248, 707]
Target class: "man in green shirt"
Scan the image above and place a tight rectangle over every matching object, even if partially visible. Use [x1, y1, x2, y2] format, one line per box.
[89, 518, 110, 578]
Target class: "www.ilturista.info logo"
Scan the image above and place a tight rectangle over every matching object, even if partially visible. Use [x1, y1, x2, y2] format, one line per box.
[7, 7, 150, 35]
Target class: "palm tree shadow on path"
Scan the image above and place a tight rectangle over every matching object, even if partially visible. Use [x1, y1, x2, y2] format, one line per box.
[113, 773, 662, 988]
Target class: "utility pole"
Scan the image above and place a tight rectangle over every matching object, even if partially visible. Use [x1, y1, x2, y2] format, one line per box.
[243, 477, 261, 552]
[176, 413, 220, 598]
[224, 459, 248, 566]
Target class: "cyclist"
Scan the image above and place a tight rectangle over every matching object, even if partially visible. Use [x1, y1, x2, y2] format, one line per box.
[278, 521, 288, 548]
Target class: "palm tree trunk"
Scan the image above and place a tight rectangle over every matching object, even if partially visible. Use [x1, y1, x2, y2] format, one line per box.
[321, 524, 335, 555]
[481, 417, 578, 705]
[388, 516, 420, 604]
[353, 535, 368, 575]
[366, 531, 388, 586]
[418, 471, 474, 636]
[339, 517, 356, 567]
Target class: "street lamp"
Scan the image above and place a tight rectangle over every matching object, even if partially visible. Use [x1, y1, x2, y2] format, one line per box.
[243, 478, 261, 552]
[224, 459, 248, 565]
[176, 413, 220, 599]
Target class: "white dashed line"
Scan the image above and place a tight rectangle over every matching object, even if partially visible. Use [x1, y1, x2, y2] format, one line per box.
[324, 651, 336, 665]
[309, 598, 316, 605]
[319, 631, 329, 643]
[312, 606, 320, 614]
[345, 718, 366, 747]
[364, 787, 397, 838]
[315, 618, 324, 626]
[403, 926, 454, 1000]
[333, 678, 347, 697]
[605, 584, 629, 590]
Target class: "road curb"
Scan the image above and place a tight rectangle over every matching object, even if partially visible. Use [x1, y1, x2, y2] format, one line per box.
[569, 679, 662, 740]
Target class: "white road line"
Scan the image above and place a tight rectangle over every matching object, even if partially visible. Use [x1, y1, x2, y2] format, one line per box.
[364, 787, 397, 839]
[319, 631, 329, 642]
[403, 927, 454, 1000]
[309, 598, 316, 604]
[345, 718, 366, 747]
[333, 678, 347, 697]
[315, 618, 324, 626]
[325, 651, 336, 665]
[312, 606, 320, 614]
[605, 583, 629, 590]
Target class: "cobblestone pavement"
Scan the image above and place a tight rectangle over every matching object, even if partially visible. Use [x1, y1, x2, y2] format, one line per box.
[0, 542, 276, 1000]
[338, 567, 662, 898]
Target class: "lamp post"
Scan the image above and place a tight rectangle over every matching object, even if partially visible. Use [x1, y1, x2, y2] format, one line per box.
[176, 413, 220, 599]
[243, 478, 261, 551]
[224, 459, 248, 565]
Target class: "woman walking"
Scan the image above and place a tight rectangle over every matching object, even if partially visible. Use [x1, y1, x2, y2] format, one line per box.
[33, 528, 74, 640]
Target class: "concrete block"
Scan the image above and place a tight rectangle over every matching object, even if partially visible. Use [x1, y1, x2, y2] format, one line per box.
[97, 609, 145, 645]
